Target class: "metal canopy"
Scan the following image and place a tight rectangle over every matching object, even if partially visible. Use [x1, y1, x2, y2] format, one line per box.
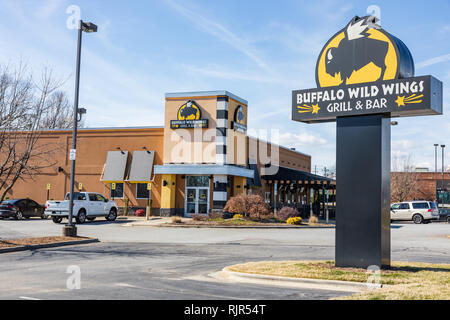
[127, 151, 155, 183]
[101, 151, 128, 183]
[247, 162, 262, 187]
[154, 164, 254, 179]
[261, 165, 333, 185]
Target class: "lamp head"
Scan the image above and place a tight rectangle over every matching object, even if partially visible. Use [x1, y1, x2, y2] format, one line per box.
[81, 21, 98, 33]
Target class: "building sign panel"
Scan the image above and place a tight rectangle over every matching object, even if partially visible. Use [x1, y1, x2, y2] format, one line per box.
[231, 105, 247, 133]
[170, 100, 209, 129]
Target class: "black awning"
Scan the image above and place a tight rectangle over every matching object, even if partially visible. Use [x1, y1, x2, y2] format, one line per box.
[247, 162, 262, 187]
[261, 165, 334, 185]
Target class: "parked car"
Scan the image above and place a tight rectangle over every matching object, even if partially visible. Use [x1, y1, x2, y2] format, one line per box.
[45, 192, 118, 224]
[390, 201, 439, 224]
[438, 208, 450, 223]
[0, 199, 46, 220]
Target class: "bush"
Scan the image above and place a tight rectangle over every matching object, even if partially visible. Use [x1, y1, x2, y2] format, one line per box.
[233, 214, 243, 219]
[223, 194, 270, 220]
[308, 215, 319, 224]
[276, 206, 299, 221]
[191, 214, 209, 221]
[171, 216, 182, 224]
[286, 217, 302, 225]
[209, 212, 223, 219]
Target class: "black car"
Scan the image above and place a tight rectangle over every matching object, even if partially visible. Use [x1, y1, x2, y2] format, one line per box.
[0, 199, 46, 220]
[439, 208, 450, 223]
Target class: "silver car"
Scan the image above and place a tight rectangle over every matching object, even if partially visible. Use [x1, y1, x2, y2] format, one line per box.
[390, 201, 439, 224]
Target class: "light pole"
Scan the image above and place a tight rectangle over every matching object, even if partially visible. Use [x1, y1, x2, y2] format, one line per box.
[441, 144, 446, 209]
[64, 20, 97, 237]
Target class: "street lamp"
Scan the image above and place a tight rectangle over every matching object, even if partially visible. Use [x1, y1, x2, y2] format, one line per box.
[441, 145, 446, 209]
[64, 20, 97, 237]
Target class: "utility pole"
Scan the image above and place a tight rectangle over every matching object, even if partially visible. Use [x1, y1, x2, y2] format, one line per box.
[441, 145, 446, 208]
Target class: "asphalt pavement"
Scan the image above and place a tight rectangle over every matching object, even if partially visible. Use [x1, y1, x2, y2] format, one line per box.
[0, 218, 448, 300]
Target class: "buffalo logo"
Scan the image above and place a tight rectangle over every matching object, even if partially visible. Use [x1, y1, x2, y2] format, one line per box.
[177, 100, 201, 120]
[316, 16, 414, 88]
[233, 105, 247, 132]
[234, 106, 245, 125]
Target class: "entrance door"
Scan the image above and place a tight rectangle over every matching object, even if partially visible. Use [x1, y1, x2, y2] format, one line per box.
[185, 176, 210, 217]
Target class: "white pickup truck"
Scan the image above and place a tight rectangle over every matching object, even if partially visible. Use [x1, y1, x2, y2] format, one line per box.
[45, 192, 118, 224]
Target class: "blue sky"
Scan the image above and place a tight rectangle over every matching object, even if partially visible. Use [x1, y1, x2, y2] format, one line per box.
[1, 0, 449, 174]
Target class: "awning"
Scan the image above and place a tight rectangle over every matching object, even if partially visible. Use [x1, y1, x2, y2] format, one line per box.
[154, 164, 254, 179]
[247, 162, 262, 187]
[101, 151, 128, 183]
[261, 165, 334, 185]
[127, 150, 155, 183]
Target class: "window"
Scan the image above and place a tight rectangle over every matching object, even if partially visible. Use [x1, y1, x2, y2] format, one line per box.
[110, 183, 124, 198]
[96, 194, 107, 202]
[136, 183, 150, 199]
[186, 176, 209, 187]
[391, 204, 400, 210]
[65, 192, 86, 201]
[399, 203, 410, 210]
[429, 202, 437, 209]
[412, 202, 429, 209]
[89, 194, 97, 201]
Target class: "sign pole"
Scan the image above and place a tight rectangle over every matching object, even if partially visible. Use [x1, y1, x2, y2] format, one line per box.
[335, 114, 391, 268]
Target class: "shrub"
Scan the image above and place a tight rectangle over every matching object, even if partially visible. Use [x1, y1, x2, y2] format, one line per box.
[191, 214, 209, 221]
[233, 214, 243, 219]
[276, 206, 299, 221]
[287, 217, 302, 225]
[171, 216, 182, 224]
[308, 215, 319, 224]
[209, 212, 223, 219]
[223, 194, 270, 220]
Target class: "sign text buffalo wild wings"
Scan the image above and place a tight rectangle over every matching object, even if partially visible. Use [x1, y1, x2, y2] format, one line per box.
[292, 16, 443, 123]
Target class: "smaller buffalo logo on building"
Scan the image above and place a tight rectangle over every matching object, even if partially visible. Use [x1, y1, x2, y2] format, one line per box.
[177, 100, 201, 120]
[232, 105, 247, 132]
[316, 16, 414, 88]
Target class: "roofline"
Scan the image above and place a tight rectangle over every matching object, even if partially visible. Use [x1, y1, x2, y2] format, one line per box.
[165, 90, 248, 105]
[36, 126, 164, 133]
[247, 135, 311, 159]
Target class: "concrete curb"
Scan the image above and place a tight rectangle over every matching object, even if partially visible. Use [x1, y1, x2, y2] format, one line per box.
[221, 267, 377, 292]
[0, 238, 99, 254]
[131, 223, 335, 229]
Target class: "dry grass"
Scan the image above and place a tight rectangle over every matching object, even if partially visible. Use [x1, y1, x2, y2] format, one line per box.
[0, 236, 87, 248]
[228, 260, 450, 300]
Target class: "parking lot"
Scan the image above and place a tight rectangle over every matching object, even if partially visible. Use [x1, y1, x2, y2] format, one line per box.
[0, 218, 448, 300]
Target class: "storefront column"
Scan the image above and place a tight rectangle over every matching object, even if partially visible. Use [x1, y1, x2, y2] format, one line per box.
[160, 174, 176, 216]
[212, 174, 227, 213]
[233, 176, 246, 196]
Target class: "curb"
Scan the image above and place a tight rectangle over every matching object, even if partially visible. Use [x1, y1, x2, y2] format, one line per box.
[140, 224, 335, 229]
[221, 267, 376, 292]
[0, 238, 99, 254]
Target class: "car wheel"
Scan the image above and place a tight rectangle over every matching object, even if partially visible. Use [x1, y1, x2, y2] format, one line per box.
[76, 209, 86, 224]
[41, 214, 47, 220]
[52, 216, 62, 224]
[413, 214, 424, 224]
[446, 216, 450, 224]
[87, 217, 96, 221]
[106, 208, 117, 221]
[15, 211, 23, 220]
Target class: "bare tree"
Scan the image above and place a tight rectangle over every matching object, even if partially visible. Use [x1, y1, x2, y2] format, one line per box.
[0, 64, 75, 202]
[391, 154, 419, 202]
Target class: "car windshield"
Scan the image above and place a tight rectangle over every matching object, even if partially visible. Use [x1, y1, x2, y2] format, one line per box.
[1, 200, 16, 204]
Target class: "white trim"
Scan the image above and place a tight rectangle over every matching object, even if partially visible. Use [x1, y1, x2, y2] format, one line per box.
[216, 136, 227, 145]
[216, 119, 228, 128]
[213, 191, 227, 201]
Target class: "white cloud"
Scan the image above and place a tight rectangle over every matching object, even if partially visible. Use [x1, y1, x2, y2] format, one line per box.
[279, 131, 327, 149]
[416, 53, 450, 69]
[164, 0, 270, 72]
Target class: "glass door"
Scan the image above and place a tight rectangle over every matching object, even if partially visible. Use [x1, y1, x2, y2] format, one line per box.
[185, 176, 210, 217]
[186, 188, 197, 216]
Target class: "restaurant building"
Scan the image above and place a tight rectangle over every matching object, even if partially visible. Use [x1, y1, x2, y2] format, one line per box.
[7, 91, 334, 217]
